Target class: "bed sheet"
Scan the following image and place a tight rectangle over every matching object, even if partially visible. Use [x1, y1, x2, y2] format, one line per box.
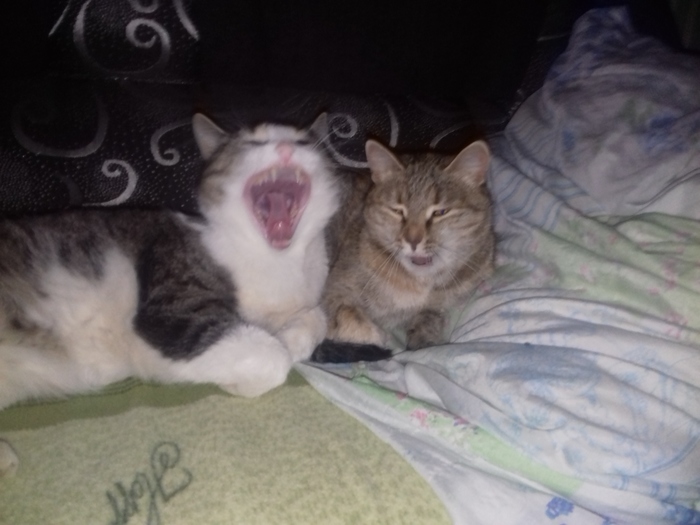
[300, 7, 700, 525]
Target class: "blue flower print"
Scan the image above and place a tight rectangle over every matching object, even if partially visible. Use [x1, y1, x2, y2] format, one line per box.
[546, 497, 574, 519]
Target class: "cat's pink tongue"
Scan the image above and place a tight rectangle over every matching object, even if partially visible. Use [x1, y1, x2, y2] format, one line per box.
[264, 192, 294, 248]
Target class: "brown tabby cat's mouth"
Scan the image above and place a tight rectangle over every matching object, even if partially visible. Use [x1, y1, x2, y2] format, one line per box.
[245, 166, 311, 249]
[410, 255, 433, 266]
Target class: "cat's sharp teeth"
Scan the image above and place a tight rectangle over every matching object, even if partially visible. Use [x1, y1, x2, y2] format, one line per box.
[295, 168, 302, 183]
[269, 167, 278, 181]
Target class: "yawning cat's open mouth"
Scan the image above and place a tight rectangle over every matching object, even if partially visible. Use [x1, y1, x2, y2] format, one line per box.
[245, 166, 311, 249]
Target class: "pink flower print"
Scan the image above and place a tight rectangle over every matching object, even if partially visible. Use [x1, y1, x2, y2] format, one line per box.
[664, 311, 687, 339]
[477, 280, 493, 295]
[453, 416, 471, 428]
[661, 259, 678, 290]
[410, 408, 430, 428]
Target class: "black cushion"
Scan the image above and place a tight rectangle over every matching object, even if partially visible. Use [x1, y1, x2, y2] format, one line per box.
[0, 0, 550, 216]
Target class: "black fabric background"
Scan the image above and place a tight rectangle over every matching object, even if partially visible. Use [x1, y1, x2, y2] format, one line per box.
[0, 0, 683, 216]
[193, 1, 548, 104]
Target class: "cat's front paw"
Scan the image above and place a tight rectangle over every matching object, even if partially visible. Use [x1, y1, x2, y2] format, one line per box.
[216, 331, 293, 398]
[328, 305, 386, 346]
[217, 347, 292, 398]
[405, 309, 446, 350]
[276, 307, 327, 362]
[175, 325, 293, 398]
[0, 440, 19, 477]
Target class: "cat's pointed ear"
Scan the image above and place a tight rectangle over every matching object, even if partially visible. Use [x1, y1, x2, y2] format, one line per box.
[365, 140, 404, 184]
[192, 113, 227, 160]
[445, 140, 490, 186]
[308, 112, 329, 139]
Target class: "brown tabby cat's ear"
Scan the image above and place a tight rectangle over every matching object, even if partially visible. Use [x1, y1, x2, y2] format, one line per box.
[192, 113, 228, 160]
[365, 140, 404, 184]
[445, 140, 491, 186]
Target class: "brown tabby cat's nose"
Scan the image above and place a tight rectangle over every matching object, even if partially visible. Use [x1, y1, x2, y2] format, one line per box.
[404, 224, 424, 251]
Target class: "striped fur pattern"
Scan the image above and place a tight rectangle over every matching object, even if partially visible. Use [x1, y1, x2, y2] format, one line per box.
[316, 139, 494, 360]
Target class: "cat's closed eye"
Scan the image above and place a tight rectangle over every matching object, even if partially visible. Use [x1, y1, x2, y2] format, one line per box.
[426, 205, 451, 220]
[388, 205, 406, 217]
[244, 140, 268, 146]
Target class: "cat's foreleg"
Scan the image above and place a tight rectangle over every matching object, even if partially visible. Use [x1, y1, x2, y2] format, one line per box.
[405, 309, 446, 350]
[327, 305, 386, 346]
[163, 324, 292, 398]
[275, 307, 327, 362]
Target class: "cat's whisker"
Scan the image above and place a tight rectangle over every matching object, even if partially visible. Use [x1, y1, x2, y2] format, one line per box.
[387, 247, 409, 284]
[220, 113, 247, 134]
[437, 244, 482, 274]
[358, 249, 398, 300]
[433, 251, 463, 292]
[310, 131, 336, 153]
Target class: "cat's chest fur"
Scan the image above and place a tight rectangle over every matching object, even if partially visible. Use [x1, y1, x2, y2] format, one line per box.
[194, 117, 339, 332]
[203, 226, 328, 330]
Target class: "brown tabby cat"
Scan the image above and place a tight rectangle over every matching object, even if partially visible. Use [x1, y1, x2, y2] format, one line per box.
[313, 138, 494, 362]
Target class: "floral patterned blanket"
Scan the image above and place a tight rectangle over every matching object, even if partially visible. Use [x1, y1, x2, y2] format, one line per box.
[299, 8, 700, 525]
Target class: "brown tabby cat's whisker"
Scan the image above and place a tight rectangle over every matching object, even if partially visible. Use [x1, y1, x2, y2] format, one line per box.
[433, 252, 463, 292]
[358, 249, 400, 300]
[438, 244, 483, 275]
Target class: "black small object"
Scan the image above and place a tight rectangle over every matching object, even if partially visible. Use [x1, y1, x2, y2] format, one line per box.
[311, 339, 393, 363]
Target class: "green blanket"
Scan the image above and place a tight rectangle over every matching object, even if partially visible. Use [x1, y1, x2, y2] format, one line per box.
[0, 372, 448, 525]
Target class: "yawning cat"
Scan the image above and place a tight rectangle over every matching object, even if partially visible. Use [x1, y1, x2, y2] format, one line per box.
[0, 113, 340, 476]
[313, 138, 494, 362]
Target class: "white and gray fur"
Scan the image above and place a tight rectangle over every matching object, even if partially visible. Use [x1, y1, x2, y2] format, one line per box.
[0, 114, 340, 476]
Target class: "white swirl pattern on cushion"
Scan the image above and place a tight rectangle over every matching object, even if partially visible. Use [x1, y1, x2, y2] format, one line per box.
[11, 94, 108, 158]
[150, 119, 190, 166]
[90, 159, 139, 206]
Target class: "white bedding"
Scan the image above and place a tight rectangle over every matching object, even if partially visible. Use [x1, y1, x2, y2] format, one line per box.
[298, 8, 700, 525]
